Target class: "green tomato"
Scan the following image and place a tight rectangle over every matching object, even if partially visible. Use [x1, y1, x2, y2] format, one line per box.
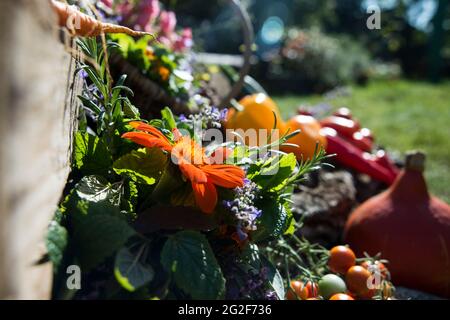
[318, 274, 347, 299]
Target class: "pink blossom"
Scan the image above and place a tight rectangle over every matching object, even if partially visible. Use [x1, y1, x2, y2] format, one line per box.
[135, 0, 160, 31]
[100, 0, 113, 8]
[116, 1, 134, 23]
[158, 36, 173, 49]
[174, 28, 193, 52]
[160, 11, 177, 35]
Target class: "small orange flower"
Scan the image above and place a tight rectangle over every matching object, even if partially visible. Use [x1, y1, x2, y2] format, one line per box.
[158, 66, 170, 81]
[122, 121, 245, 213]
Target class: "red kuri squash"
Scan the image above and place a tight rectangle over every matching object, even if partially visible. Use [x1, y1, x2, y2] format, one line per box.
[344, 151, 450, 298]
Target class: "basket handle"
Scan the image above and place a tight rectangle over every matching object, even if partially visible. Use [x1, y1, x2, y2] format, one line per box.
[218, 0, 254, 109]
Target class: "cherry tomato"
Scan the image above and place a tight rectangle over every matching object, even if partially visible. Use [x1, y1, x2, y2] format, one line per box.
[318, 274, 347, 299]
[328, 245, 356, 274]
[329, 293, 354, 300]
[286, 280, 303, 300]
[286, 280, 319, 300]
[345, 265, 373, 297]
[300, 281, 319, 299]
[361, 260, 389, 280]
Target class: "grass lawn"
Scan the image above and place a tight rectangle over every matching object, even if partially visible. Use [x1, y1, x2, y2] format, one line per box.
[273, 79, 450, 203]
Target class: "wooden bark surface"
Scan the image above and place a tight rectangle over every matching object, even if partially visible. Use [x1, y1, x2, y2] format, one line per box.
[0, 0, 80, 299]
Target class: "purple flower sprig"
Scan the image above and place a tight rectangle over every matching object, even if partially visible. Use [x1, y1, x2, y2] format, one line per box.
[179, 95, 228, 129]
[223, 179, 262, 241]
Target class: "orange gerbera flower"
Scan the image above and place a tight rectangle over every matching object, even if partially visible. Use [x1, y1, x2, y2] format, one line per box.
[122, 121, 245, 213]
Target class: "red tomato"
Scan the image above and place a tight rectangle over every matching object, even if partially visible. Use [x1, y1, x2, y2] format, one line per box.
[328, 246, 356, 274]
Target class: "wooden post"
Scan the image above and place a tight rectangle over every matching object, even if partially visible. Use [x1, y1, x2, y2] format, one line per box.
[0, 0, 80, 299]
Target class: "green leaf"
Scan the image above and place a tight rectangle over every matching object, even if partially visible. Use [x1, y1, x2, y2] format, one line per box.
[73, 132, 112, 175]
[161, 231, 225, 299]
[247, 153, 297, 192]
[283, 203, 296, 236]
[108, 34, 132, 56]
[112, 85, 134, 97]
[161, 107, 177, 131]
[261, 255, 285, 300]
[46, 220, 68, 271]
[114, 246, 154, 292]
[73, 175, 136, 216]
[73, 201, 136, 270]
[78, 95, 102, 114]
[252, 198, 290, 242]
[239, 243, 262, 271]
[123, 98, 140, 118]
[113, 148, 167, 185]
[76, 175, 117, 203]
[121, 180, 138, 213]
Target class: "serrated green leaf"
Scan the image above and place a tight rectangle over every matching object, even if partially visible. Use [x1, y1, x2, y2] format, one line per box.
[113, 148, 167, 185]
[161, 231, 225, 299]
[252, 198, 289, 242]
[76, 175, 116, 203]
[46, 221, 68, 271]
[248, 153, 297, 192]
[114, 246, 154, 292]
[73, 201, 136, 270]
[73, 132, 112, 175]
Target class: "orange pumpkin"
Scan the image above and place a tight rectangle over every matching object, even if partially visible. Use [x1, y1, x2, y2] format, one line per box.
[224, 93, 286, 147]
[281, 114, 327, 161]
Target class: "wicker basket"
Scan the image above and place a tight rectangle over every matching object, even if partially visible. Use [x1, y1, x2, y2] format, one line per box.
[110, 53, 190, 119]
[109, 0, 254, 119]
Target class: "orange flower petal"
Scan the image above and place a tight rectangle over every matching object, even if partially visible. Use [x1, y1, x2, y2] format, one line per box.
[201, 164, 245, 189]
[122, 132, 172, 152]
[129, 121, 170, 142]
[192, 181, 217, 214]
[179, 161, 207, 184]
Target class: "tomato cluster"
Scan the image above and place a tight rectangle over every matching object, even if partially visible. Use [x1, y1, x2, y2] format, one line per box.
[286, 245, 395, 300]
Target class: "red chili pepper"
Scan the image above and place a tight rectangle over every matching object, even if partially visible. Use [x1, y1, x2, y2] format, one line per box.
[333, 107, 353, 120]
[359, 127, 374, 142]
[320, 116, 360, 139]
[321, 128, 396, 185]
[374, 149, 399, 178]
[350, 131, 373, 152]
